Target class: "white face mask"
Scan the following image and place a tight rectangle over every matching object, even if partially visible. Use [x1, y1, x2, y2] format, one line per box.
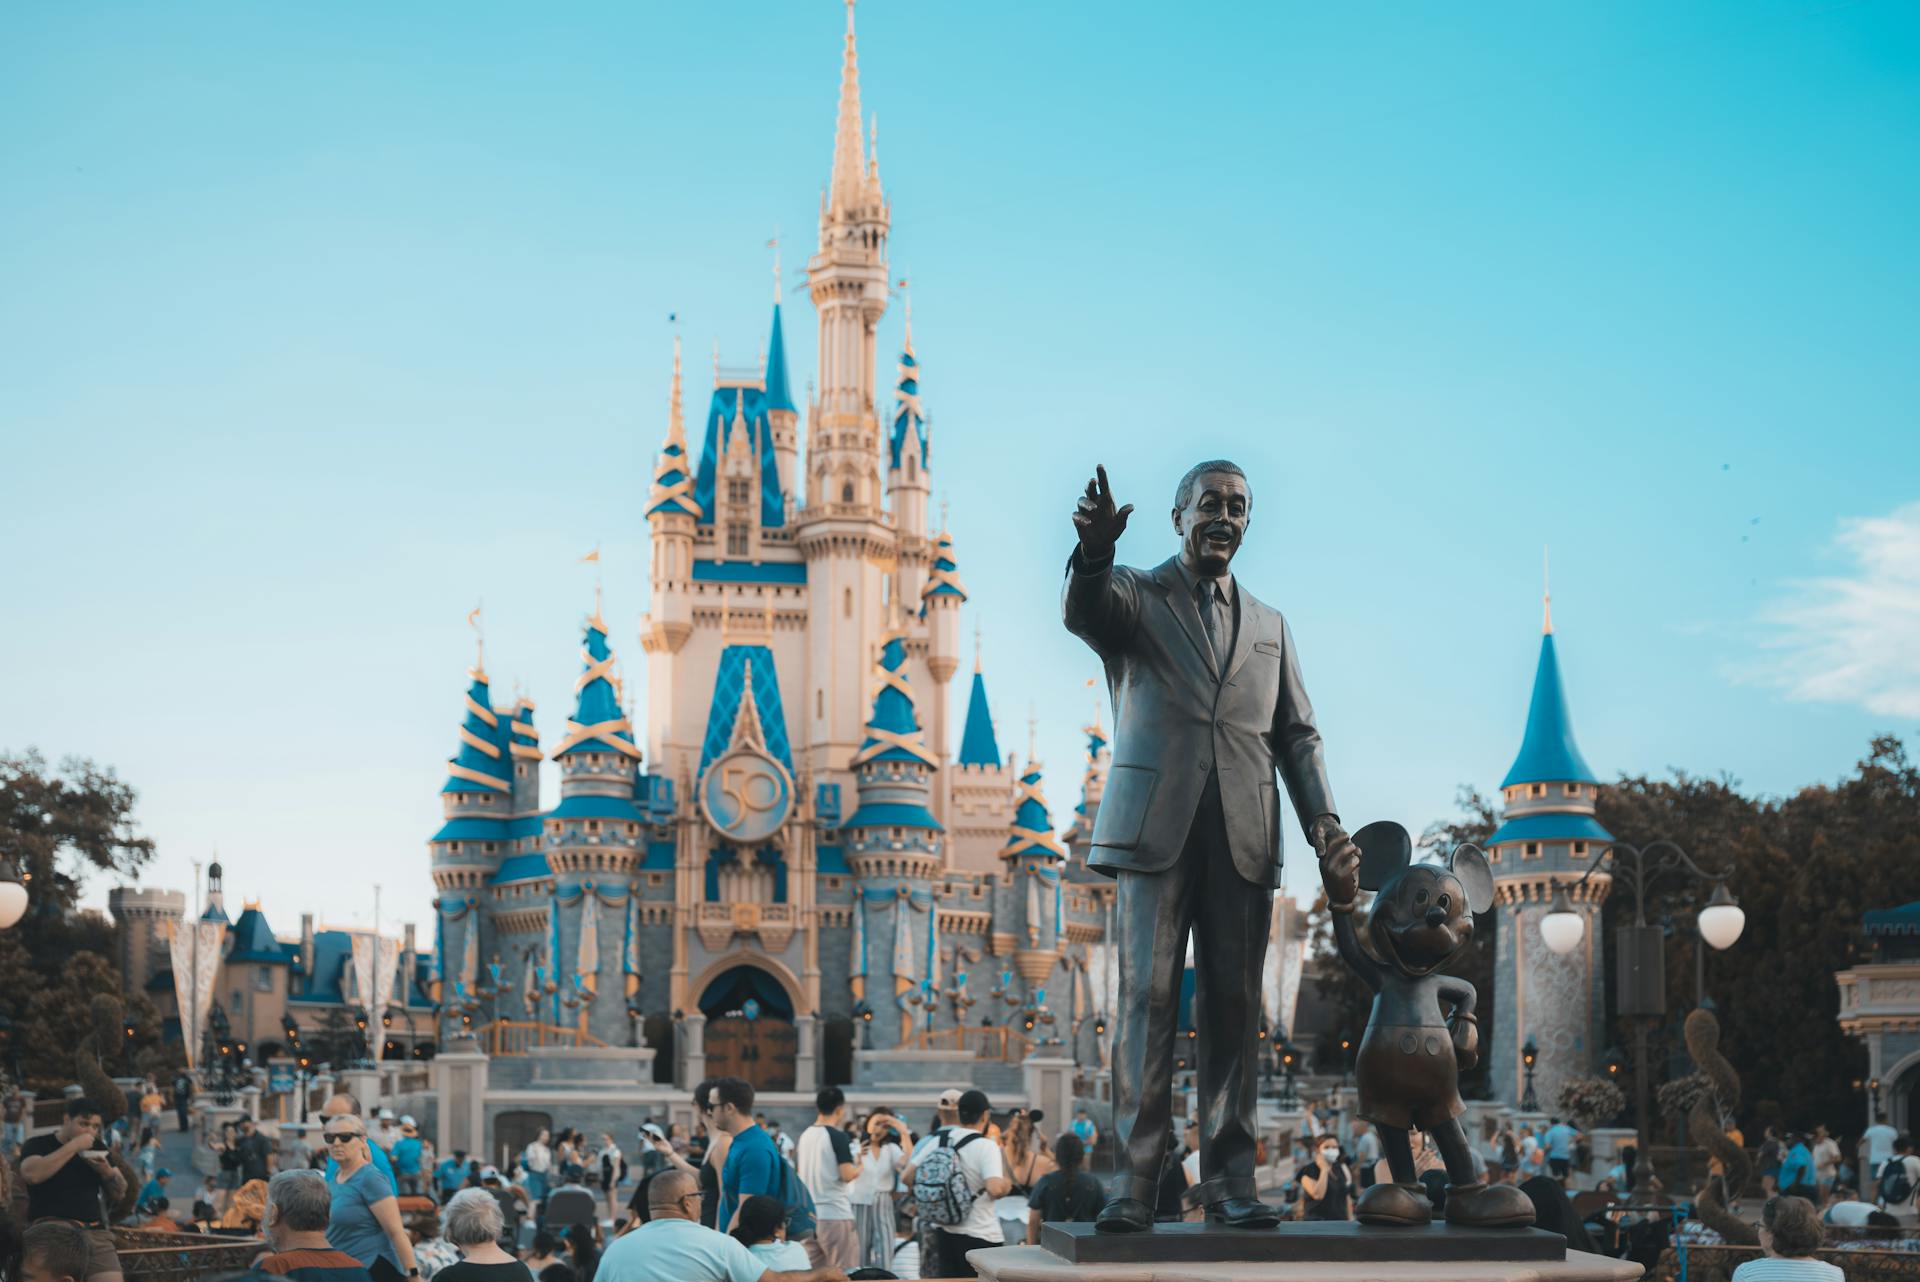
[1320, 1148, 1340, 1161]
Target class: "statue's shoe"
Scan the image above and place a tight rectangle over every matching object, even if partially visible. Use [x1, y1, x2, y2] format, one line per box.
[1094, 1197, 1153, 1233]
[1207, 1196, 1282, 1228]
[1443, 1181, 1536, 1228]
[1355, 1181, 1433, 1226]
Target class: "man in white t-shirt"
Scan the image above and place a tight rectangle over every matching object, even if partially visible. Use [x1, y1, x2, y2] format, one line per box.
[597, 1168, 846, 1282]
[901, 1089, 1008, 1278]
[1861, 1121, 1897, 1200]
[795, 1087, 859, 1272]
[1810, 1124, 1841, 1196]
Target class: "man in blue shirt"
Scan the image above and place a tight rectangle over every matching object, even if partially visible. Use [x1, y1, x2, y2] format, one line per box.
[713, 1078, 785, 1234]
[1777, 1132, 1816, 1199]
[1542, 1118, 1580, 1183]
[435, 1151, 468, 1200]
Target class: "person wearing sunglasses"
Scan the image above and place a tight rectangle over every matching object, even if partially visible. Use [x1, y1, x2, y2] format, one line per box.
[323, 1119, 419, 1282]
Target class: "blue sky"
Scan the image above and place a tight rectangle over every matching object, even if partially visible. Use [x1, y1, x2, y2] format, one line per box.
[3, 0, 1916, 936]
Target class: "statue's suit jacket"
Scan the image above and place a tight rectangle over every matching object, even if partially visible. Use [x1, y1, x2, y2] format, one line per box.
[1063, 551, 1335, 888]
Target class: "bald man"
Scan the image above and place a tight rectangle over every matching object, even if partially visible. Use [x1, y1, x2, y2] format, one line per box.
[319, 1095, 396, 1196]
[598, 1168, 846, 1282]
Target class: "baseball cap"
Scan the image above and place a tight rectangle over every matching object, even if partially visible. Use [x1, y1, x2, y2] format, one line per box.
[480, 1165, 501, 1181]
[378, 1108, 396, 1121]
[400, 1115, 416, 1127]
[156, 1168, 172, 1178]
[640, 1123, 666, 1141]
[936, 1089, 963, 1109]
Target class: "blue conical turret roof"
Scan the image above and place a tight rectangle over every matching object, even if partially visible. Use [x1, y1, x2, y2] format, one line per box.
[852, 632, 938, 768]
[552, 613, 642, 760]
[1075, 718, 1108, 819]
[888, 331, 926, 471]
[957, 668, 1001, 767]
[444, 667, 513, 794]
[765, 303, 796, 414]
[1501, 631, 1598, 787]
[919, 530, 967, 615]
[1002, 761, 1067, 860]
[506, 699, 541, 762]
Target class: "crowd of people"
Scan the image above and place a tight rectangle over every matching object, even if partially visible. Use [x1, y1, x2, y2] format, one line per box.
[8, 1073, 1920, 1282]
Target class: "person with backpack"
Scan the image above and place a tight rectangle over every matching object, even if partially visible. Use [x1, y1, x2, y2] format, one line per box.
[900, 1090, 1008, 1279]
[711, 1078, 816, 1253]
[1878, 1135, 1918, 1213]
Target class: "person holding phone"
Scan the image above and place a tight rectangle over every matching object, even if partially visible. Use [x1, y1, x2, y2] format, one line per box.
[19, 1098, 128, 1282]
[1296, 1139, 1353, 1221]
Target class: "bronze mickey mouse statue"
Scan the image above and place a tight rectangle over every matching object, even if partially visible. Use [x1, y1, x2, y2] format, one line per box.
[1319, 819, 1535, 1228]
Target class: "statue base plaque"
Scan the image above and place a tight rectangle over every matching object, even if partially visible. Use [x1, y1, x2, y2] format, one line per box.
[968, 1224, 1643, 1282]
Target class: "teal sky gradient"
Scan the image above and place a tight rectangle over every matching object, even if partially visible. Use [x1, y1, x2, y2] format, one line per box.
[3, 1, 1916, 934]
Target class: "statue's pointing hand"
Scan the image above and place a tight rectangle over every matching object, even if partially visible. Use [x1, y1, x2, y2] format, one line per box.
[1073, 464, 1134, 561]
[1312, 814, 1360, 912]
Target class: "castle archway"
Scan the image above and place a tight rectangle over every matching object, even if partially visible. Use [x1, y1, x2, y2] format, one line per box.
[698, 963, 798, 1094]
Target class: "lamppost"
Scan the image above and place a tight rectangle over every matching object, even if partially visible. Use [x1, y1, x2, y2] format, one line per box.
[1541, 839, 1745, 1189]
[1521, 1036, 1540, 1112]
[1278, 1040, 1300, 1109]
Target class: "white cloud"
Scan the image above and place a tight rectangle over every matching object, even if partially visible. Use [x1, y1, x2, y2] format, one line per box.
[1742, 502, 1920, 717]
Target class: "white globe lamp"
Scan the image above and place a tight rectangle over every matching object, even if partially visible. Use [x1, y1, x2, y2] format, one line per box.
[1697, 882, 1746, 952]
[0, 856, 26, 931]
[1539, 882, 1585, 956]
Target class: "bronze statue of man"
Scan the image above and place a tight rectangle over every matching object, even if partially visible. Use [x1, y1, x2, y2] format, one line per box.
[1064, 461, 1360, 1232]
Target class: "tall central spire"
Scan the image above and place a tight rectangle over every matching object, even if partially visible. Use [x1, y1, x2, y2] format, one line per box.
[829, 0, 867, 216]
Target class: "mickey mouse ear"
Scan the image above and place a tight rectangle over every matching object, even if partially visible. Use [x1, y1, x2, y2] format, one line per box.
[1449, 844, 1496, 915]
[1353, 820, 1413, 892]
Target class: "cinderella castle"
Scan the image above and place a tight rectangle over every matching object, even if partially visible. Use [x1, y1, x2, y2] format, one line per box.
[426, 1, 1127, 1096]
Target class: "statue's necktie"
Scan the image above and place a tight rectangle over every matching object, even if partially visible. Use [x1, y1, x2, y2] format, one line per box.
[1197, 581, 1221, 668]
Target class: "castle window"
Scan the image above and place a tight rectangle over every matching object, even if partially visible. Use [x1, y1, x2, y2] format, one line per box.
[727, 523, 749, 555]
[484, 843, 497, 853]
[816, 690, 824, 719]
[906, 455, 916, 480]
[587, 821, 601, 833]
[1572, 841, 1589, 857]
[1563, 784, 1580, 797]
[841, 482, 854, 504]
[254, 967, 273, 992]
[843, 589, 852, 619]
[727, 478, 750, 505]
[1523, 842, 1540, 858]
[1488, 849, 1501, 864]
[449, 842, 461, 854]
[1531, 784, 1546, 798]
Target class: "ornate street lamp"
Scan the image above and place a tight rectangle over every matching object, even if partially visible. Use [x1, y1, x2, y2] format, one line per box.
[1521, 1036, 1540, 1112]
[1539, 840, 1743, 1188]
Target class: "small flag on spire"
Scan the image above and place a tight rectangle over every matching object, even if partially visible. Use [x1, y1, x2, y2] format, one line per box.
[580, 547, 600, 564]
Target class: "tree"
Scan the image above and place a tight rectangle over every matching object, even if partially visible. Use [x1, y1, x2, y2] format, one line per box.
[1595, 735, 1918, 1135]
[0, 751, 161, 1089]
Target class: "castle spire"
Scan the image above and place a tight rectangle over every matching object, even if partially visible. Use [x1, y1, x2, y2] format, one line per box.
[765, 299, 796, 414]
[888, 297, 927, 473]
[1501, 602, 1596, 788]
[852, 629, 938, 768]
[443, 658, 512, 795]
[828, 0, 868, 217]
[1542, 547, 1553, 635]
[957, 645, 1001, 768]
[1001, 760, 1067, 861]
[647, 337, 700, 518]
[552, 608, 642, 760]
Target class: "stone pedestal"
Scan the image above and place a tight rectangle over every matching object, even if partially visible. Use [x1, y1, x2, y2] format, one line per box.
[1023, 1055, 1076, 1126]
[969, 1245, 1641, 1281]
[429, 1041, 489, 1160]
[794, 1015, 819, 1093]
[337, 1067, 381, 1113]
[970, 1225, 1642, 1282]
[679, 1014, 706, 1089]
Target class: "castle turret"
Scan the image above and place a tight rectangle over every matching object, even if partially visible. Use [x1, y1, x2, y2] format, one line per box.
[842, 627, 943, 1047]
[1061, 712, 1110, 856]
[1487, 588, 1613, 1110]
[505, 698, 542, 817]
[797, 0, 895, 789]
[765, 298, 800, 506]
[1000, 755, 1068, 990]
[887, 304, 930, 597]
[429, 652, 511, 1031]
[547, 605, 644, 1038]
[109, 887, 186, 998]
[948, 636, 1013, 873]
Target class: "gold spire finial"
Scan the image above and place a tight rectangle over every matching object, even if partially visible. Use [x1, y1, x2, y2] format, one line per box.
[868, 114, 881, 185]
[1542, 546, 1553, 635]
[769, 231, 782, 303]
[829, 0, 867, 215]
[669, 333, 684, 444]
[973, 619, 982, 673]
[897, 276, 913, 350]
[1027, 703, 1038, 765]
[712, 337, 720, 383]
[467, 604, 485, 676]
